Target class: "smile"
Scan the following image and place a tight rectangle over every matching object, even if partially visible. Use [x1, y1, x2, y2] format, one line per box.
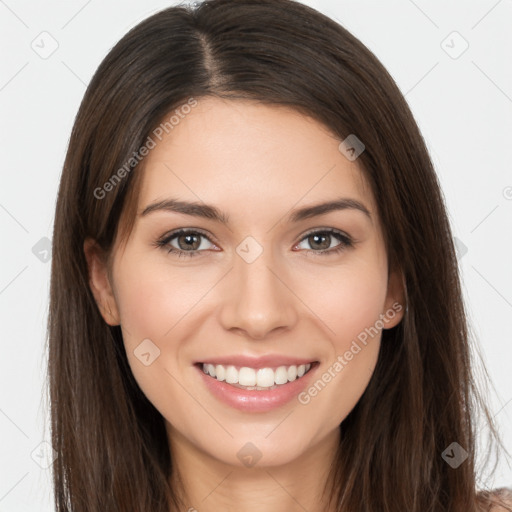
[200, 362, 314, 390]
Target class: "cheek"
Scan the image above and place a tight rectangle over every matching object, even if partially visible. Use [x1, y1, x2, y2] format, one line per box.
[112, 261, 198, 415]
[300, 258, 388, 348]
[293, 258, 387, 421]
[110, 257, 226, 402]
[112, 258, 212, 346]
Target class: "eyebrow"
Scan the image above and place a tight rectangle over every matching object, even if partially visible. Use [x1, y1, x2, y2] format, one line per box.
[139, 197, 372, 224]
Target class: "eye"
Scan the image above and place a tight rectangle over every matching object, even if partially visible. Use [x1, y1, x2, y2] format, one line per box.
[155, 229, 216, 258]
[294, 228, 353, 255]
[155, 227, 354, 259]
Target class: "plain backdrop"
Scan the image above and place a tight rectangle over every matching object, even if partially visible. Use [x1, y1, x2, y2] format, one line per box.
[0, 0, 511, 509]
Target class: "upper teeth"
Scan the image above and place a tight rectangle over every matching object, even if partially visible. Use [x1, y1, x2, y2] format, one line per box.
[202, 363, 312, 388]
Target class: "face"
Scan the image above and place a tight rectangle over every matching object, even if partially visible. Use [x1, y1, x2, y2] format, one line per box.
[85, 96, 404, 469]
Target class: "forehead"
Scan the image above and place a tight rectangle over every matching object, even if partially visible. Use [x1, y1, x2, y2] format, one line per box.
[137, 96, 373, 220]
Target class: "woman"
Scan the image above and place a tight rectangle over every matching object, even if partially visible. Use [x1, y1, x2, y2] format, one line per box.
[47, 0, 511, 510]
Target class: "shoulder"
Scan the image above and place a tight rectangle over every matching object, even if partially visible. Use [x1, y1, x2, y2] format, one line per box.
[478, 487, 512, 511]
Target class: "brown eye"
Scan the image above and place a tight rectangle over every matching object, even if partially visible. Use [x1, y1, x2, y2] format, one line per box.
[175, 232, 202, 251]
[307, 233, 332, 251]
[295, 229, 353, 255]
[157, 229, 215, 258]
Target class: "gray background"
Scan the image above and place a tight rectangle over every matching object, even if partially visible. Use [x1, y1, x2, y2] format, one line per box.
[0, 0, 511, 509]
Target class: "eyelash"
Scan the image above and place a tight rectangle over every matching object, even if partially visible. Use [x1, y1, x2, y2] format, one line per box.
[154, 228, 354, 259]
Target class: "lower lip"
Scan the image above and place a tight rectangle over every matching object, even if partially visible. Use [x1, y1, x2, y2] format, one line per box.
[195, 363, 318, 413]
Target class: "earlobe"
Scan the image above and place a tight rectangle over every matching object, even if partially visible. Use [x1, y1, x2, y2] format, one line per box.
[83, 237, 120, 326]
[382, 268, 406, 329]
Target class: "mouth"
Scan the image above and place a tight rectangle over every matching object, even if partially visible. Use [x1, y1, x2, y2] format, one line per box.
[195, 361, 319, 391]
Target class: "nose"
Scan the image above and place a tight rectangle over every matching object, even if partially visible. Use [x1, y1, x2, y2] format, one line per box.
[218, 246, 299, 339]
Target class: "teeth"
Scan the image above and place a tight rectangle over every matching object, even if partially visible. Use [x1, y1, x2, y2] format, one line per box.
[256, 367, 274, 387]
[202, 362, 313, 388]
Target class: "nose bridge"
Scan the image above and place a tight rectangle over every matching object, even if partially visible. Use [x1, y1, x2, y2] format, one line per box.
[237, 247, 277, 296]
[219, 236, 297, 337]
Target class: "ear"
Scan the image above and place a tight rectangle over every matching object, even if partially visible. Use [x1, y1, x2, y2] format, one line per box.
[382, 267, 406, 329]
[83, 237, 120, 326]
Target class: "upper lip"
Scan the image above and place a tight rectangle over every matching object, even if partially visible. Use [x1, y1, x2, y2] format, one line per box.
[196, 354, 317, 369]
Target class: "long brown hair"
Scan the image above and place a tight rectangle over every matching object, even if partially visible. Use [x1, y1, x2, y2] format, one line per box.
[47, 0, 510, 510]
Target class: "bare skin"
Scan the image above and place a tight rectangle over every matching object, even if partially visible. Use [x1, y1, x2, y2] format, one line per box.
[85, 96, 405, 512]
